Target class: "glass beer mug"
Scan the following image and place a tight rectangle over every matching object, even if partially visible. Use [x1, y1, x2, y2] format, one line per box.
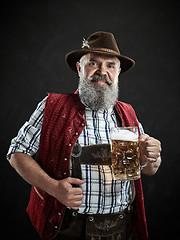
[110, 127, 146, 181]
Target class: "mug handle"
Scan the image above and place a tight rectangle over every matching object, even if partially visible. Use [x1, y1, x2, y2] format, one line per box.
[139, 134, 149, 170]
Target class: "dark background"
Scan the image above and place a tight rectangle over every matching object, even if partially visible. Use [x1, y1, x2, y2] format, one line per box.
[1, 0, 179, 239]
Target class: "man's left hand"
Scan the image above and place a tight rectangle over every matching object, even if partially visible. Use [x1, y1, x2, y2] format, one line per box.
[139, 134, 162, 175]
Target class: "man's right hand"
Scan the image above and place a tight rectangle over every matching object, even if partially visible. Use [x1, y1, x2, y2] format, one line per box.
[52, 177, 85, 210]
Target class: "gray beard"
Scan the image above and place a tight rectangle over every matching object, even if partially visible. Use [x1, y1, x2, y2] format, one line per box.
[78, 76, 119, 111]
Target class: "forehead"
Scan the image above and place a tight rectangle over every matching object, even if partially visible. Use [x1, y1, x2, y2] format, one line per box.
[82, 53, 119, 64]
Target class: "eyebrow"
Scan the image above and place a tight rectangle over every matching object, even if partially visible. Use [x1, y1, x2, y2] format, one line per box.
[89, 59, 117, 65]
[89, 59, 97, 62]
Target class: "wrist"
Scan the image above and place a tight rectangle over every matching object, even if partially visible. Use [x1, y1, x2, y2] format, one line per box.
[45, 177, 59, 198]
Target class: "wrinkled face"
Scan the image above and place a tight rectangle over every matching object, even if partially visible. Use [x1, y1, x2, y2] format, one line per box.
[77, 53, 121, 86]
[76, 53, 121, 111]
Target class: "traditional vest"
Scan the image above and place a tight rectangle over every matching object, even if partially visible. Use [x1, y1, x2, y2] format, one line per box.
[26, 93, 148, 240]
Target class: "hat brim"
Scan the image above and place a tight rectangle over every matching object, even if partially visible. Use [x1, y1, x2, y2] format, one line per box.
[65, 49, 135, 74]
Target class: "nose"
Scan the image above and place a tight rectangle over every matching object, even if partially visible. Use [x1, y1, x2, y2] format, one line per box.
[96, 63, 107, 76]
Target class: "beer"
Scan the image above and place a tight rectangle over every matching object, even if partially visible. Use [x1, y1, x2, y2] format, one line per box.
[110, 127, 140, 180]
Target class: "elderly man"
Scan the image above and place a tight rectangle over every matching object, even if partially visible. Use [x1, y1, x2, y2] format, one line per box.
[7, 31, 161, 240]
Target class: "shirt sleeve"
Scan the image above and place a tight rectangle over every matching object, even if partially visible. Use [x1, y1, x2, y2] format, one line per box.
[138, 121, 144, 135]
[6, 97, 47, 160]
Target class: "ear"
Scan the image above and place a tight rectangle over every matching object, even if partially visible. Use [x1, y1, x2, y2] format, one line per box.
[118, 68, 121, 75]
[76, 62, 81, 76]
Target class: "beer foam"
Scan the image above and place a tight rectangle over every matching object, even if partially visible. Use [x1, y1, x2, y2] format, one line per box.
[111, 129, 138, 142]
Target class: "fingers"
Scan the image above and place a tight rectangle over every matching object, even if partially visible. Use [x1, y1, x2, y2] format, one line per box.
[65, 191, 84, 210]
[139, 134, 149, 142]
[54, 177, 85, 210]
[140, 135, 162, 162]
[67, 177, 85, 186]
[67, 193, 84, 210]
[141, 150, 160, 162]
[66, 193, 84, 210]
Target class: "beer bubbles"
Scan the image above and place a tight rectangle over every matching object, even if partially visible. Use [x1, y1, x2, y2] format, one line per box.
[110, 127, 141, 181]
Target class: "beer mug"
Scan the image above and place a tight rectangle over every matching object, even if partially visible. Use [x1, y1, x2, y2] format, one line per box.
[110, 127, 146, 181]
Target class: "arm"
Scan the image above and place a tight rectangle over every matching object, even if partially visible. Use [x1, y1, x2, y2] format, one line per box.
[8, 97, 84, 209]
[140, 134, 162, 175]
[9, 153, 84, 210]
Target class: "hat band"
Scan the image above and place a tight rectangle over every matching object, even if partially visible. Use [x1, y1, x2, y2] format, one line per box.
[83, 47, 120, 56]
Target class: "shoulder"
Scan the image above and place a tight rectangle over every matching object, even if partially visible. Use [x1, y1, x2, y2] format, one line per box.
[116, 100, 135, 112]
[46, 93, 78, 104]
[115, 100, 138, 126]
[44, 93, 83, 116]
[47, 93, 71, 101]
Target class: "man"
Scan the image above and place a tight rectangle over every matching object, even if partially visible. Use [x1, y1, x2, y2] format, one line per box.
[7, 31, 161, 240]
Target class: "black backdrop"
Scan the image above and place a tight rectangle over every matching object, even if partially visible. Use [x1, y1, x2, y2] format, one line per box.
[1, 0, 179, 239]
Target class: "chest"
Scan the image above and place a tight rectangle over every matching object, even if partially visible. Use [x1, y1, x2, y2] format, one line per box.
[78, 108, 119, 146]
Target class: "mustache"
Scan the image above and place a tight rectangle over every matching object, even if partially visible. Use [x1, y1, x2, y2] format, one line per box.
[88, 74, 112, 85]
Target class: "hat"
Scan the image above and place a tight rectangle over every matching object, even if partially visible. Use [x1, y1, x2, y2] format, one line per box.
[65, 31, 135, 74]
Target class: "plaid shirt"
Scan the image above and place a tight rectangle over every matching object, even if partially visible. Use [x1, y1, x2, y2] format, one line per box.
[7, 96, 144, 214]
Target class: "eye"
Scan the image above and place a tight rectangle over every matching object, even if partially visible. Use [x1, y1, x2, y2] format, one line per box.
[108, 64, 115, 69]
[88, 62, 96, 67]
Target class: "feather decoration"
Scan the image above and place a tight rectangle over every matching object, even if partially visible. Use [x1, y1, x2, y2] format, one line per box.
[82, 38, 90, 48]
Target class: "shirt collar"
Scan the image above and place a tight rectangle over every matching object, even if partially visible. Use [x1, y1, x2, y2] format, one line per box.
[84, 106, 115, 115]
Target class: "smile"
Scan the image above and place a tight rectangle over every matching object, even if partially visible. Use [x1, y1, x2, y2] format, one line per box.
[88, 74, 112, 86]
[94, 79, 107, 83]
[91, 79, 111, 85]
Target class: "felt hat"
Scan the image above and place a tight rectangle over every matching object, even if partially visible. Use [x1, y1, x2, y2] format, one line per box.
[65, 31, 135, 74]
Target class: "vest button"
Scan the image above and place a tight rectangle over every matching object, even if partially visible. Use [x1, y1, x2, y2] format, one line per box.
[54, 225, 58, 229]
[58, 212, 61, 216]
[64, 158, 67, 161]
[88, 216, 94, 222]
[119, 214, 124, 219]
[75, 132, 78, 136]
[72, 211, 78, 217]
[81, 123, 84, 126]
[64, 172, 67, 175]
[68, 143, 72, 147]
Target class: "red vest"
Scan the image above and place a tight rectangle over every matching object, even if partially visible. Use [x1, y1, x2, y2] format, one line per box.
[26, 93, 148, 240]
